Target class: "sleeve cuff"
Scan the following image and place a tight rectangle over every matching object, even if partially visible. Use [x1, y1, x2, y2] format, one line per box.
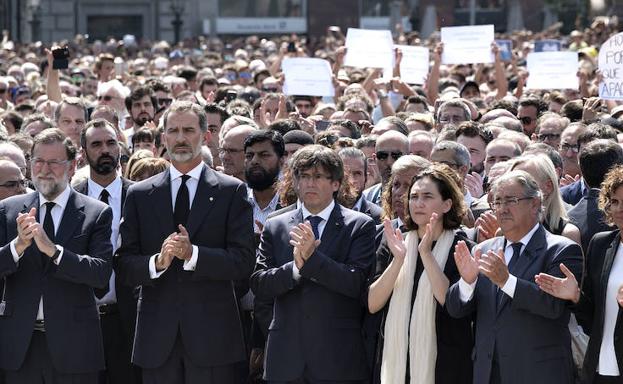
[183, 245, 199, 271]
[10, 239, 23, 263]
[292, 261, 301, 281]
[149, 254, 167, 279]
[459, 277, 477, 303]
[501, 274, 517, 299]
[52, 245, 64, 265]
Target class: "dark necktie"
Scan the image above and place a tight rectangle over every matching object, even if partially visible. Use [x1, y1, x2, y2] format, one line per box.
[43, 202, 56, 242]
[496, 242, 523, 310]
[95, 190, 111, 299]
[99, 189, 110, 205]
[173, 175, 191, 229]
[307, 216, 323, 240]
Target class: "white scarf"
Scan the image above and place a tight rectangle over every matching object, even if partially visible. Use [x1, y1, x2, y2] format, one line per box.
[380, 229, 456, 384]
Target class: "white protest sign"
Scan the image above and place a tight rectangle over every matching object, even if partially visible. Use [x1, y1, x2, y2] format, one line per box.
[526, 52, 579, 90]
[441, 25, 494, 64]
[344, 28, 394, 69]
[396, 45, 429, 85]
[599, 32, 623, 100]
[282, 58, 335, 97]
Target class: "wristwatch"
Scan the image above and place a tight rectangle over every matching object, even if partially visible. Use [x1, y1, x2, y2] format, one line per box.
[377, 90, 388, 99]
[51, 246, 61, 261]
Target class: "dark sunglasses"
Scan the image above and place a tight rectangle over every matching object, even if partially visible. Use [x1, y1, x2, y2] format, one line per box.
[158, 98, 173, 106]
[98, 95, 114, 101]
[262, 87, 278, 92]
[376, 151, 403, 161]
[519, 116, 533, 125]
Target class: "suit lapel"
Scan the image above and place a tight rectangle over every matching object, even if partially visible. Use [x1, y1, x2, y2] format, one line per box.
[186, 166, 218, 239]
[120, 177, 133, 211]
[598, 233, 620, 314]
[316, 204, 343, 257]
[149, 170, 175, 237]
[512, 225, 546, 279]
[55, 190, 86, 246]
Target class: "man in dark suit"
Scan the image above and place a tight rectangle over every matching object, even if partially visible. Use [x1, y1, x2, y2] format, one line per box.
[560, 178, 587, 206]
[74, 119, 139, 384]
[251, 145, 375, 383]
[338, 147, 382, 225]
[567, 140, 623, 254]
[117, 101, 255, 384]
[447, 170, 583, 384]
[0, 128, 113, 383]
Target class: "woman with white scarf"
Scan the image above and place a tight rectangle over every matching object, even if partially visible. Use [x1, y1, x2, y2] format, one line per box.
[367, 164, 474, 384]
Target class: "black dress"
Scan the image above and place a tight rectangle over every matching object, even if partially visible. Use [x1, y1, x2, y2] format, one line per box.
[364, 230, 474, 384]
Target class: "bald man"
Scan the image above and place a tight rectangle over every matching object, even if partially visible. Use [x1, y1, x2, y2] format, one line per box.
[363, 130, 408, 205]
[219, 124, 258, 181]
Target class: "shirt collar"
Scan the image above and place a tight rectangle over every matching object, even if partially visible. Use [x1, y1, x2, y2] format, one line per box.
[247, 187, 280, 211]
[88, 175, 122, 199]
[464, 190, 475, 206]
[353, 196, 364, 212]
[39, 185, 71, 210]
[302, 200, 335, 223]
[170, 162, 204, 182]
[506, 222, 540, 250]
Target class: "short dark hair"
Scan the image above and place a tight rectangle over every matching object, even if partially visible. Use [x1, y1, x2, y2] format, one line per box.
[578, 123, 618, 147]
[268, 119, 301, 136]
[403, 164, 466, 231]
[456, 121, 493, 145]
[132, 128, 155, 145]
[33, 128, 77, 161]
[80, 118, 118, 149]
[125, 86, 157, 112]
[560, 100, 583, 122]
[579, 139, 623, 188]
[329, 119, 361, 139]
[243, 130, 285, 158]
[162, 101, 208, 132]
[204, 103, 230, 124]
[291, 144, 343, 184]
[518, 96, 547, 116]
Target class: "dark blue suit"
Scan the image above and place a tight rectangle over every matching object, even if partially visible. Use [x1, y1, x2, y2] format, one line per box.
[0, 190, 113, 374]
[560, 179, 586, 206]
[446, 225, 583, 384]
[251, 203, 375, 382]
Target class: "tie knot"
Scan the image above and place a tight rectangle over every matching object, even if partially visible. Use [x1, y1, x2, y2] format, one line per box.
[180, 174, 190, 184]
[307, 216, 322, 226]
[511, 242, 523, 255]
[45, 201, 56, 210]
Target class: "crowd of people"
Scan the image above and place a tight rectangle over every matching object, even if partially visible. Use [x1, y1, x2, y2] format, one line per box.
[0, 13, 622, 384]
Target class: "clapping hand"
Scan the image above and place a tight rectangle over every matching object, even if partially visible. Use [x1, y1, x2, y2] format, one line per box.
[454, 241, 480, 284]
[382, 219, 406, 264]
[478, 249, 509, 288]
[289, 221, 320, 268]
[15, 207, 37, 254]
[418, 212, 440, 258]
[535, 263, 580, 303]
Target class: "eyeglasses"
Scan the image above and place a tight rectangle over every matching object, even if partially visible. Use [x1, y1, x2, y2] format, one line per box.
[31, 158, 69, 169]
[519, 116, 534, 125]
[297, 173, 332, 183]
[98, 95, 119, 102]
[560, 143, 580, 153]
[218, 148, 244, 155]
[490, 196, 533, 209]
[438, 116, 465, 124]
[0, 179, 26, 188]
[158, 98, 173, 106]
[262, 87, 278, 93]
[376, 151, 403, 161]
[537, 133, 561, 141]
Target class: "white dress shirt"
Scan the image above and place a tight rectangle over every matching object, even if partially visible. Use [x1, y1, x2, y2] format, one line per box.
[247, 187, 280, 232]
[87, 176, 122, 305]
[292, 200, 335, 280]
[598, 243, 623, 375]
[459, 222, 540, 302]
[148, 162, 204, 278]
[10, 186, 71, 320]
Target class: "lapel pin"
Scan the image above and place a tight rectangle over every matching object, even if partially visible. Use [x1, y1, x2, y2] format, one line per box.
[209, 197, 213, 202]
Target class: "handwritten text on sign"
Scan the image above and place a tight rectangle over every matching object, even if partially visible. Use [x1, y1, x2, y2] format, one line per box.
[599, 32, 623, 100]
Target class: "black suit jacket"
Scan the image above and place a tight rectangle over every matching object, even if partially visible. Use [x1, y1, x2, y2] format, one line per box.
[567, 188, 614, 255]
[116, 165, 255, 369]
[575, 230, 623, 383]
[74, 177, 137, 335]
[0, 190, 113, 373]
[251, 203, 375, 382]
[359, 198, 383, 225]
[446, 225, 583, 384]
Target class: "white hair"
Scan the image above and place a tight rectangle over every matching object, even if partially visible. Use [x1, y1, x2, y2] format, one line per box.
[97, 79, 130, 98]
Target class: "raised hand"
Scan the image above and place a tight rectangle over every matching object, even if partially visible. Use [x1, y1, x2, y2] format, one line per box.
[171, 224, 192, 261]
[454, 241, 480, 284]
[418, 212, 439, 258]
[535, 263, 580, 303]
[559, 174, 580, 187]
[15, 207, 37, 253]
[465, 172, 484, 199]
[475, 211, 499, 243]
[156, 233, 177, 271]
[382, 219, 406, 263]
[289, 222, 320, 266]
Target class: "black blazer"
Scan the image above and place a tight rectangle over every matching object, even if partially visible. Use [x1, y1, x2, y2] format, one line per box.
[359, 198, 383, 225]
[567, 188, 614, 255]
[575, 230, 623, 383]
[251, 203, 376, 382]
[561, 179, 585, 206]
[0, 190, 113, 373]
[116, 165, 255, 369]
[74, 177, 137, 335]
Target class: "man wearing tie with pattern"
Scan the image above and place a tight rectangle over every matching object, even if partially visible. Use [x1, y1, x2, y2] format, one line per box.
[251, 145, 376, 383]
[117, 101, 255, 384]
[0, 128, 113, 383]
[73, 119, 138, 384]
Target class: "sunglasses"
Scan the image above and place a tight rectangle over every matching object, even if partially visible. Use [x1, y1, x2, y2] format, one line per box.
[519, 116, 534, 125]
[158, 98, 173, 106]
[376, 151, 403, 161]
[262, 87, 278, 92]
[98, 95, 116, 102]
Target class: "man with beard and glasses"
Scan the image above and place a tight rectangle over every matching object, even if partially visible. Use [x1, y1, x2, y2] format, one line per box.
[73, 119, 140, 384]
[0, 128, 113, 383]
[117, 101, 254, 384]
[123, 86, 157, 148]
